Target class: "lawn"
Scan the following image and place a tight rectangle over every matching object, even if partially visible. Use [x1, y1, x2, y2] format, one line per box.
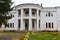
[0, 31, 60, 40]
[28, 32, 60, 40]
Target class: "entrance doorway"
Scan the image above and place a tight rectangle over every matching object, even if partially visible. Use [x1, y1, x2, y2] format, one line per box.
[24, 19, 29, 30]
[32, 19, 37, 30]
[18, 19, 21, 30]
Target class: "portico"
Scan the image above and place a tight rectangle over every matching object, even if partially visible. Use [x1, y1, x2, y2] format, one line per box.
[18, 8, 40, 31]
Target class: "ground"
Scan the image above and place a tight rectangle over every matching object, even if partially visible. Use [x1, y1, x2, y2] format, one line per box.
[0, 31, 24, 40]
[0, 32, 60, 40]
[28, 32, 60, 40]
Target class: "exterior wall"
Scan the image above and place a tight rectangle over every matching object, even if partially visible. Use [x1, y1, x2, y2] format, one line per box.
[2, 3, 60, 31]
[41, 8, 57, 31]
[5, 11, 18, 30]
[56, 7, 60, 31]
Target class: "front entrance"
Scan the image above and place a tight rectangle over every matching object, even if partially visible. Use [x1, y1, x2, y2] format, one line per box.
[25, 19, 29, 30]
[32, 19, 37, 30]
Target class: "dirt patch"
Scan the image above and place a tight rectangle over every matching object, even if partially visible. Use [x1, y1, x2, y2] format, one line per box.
[0, 35, 12, 40]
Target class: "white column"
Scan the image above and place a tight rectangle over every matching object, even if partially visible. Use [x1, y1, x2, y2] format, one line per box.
[35, 21, 37, 30]
[37, 9, 39, 31]
[21, 9, 23, 18]
[20, 9, 25, 31]
[29, 8, 32, 31]
[21, 19, 24, 31]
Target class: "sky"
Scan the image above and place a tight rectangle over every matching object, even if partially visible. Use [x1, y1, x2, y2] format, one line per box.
[12, 0, 60, 7]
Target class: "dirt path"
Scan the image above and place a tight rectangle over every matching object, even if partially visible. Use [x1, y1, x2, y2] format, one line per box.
[0, 35, 12, 40]
[0, 33, 22, 40]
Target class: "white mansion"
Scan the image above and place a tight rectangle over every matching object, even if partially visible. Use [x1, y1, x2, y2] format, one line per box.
[1, 3, 60, 31]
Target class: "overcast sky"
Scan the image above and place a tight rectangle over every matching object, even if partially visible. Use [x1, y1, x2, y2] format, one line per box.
[12, 0, 60, 7]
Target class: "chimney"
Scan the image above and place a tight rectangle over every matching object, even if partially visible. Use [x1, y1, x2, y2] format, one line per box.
[41, 3, 42, 7]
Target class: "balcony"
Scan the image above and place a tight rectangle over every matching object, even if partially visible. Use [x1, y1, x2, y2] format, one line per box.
[23, 8, 29, 17]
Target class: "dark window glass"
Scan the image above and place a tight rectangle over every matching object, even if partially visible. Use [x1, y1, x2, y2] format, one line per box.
[10, 23, 12, 28]
[46, 14, 47, 17]
[48, 12, 50, 17]
[8, 23, 9, 28]
[39, 20, 40, 28]
[11, 14, 12, 17]
[18, 19, 20, 28]
[18, 9, 21, 16]
[39, 10, 40, 16]
[13, 15, 14, 17]
[13, 23, 14, 28]
[46, 23, 47, 28]
[51, 14, 53, 17]
[49, 23, 51, 28]
[32, 9, 37, 15]
[52, 23, 53, 28]
[5, 23, 9, 28]
[24, 9, 29, 16]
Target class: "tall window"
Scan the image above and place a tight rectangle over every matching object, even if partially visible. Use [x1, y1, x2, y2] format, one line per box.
[46, 23, 47, 28]
[39, 20, 40, 28]
[49, 23, 51, 28]
[13, 23, 14, 28]
[10, 23, 12, 28]
[46, 12, 53, 17]
[52, 23, 53, 28]
[18, 9, 21, 17]
[39, 10, 41, 16]
[46, 22, 53, 28]
[18, 19, 21, 28]
[48, 12, 50, 17]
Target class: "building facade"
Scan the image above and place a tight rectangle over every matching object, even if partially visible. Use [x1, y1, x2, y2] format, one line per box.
[1, 3, 60, 31]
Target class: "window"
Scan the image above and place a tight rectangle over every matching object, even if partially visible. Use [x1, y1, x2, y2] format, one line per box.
[10, 14, 14, 17]
[5, 23, 14, 28]
[13, 15, 14, 17]
[39, 20, 40, 28]
[32, 9, 37, 16]
[18, 19, 21, 28]
[52, 23, 53, 28]
[39, 10, 41, 16]
[46, 23, 47, 28]
[24, 9, 29, 16]
[49, 23, 51, 28]
[8, 23, 9, 28]
[11, 14, 12, 17]
[48, 12, 50, 17]
[18, 9, 21, 17]
[46, 12, 53, 17]
[13, 23, 14, 28]
[46, 22, 54, 28]
[5, 23, 9, 28]
[10, 23, 12, 28]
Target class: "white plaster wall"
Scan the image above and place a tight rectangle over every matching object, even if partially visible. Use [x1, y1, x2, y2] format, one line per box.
[6, 11, 18, 30]
[56, 7, 60, 31]
[40, 8, 57, 31]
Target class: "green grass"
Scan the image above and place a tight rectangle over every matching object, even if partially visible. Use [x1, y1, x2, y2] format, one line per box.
[28, 32, 60, 40]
